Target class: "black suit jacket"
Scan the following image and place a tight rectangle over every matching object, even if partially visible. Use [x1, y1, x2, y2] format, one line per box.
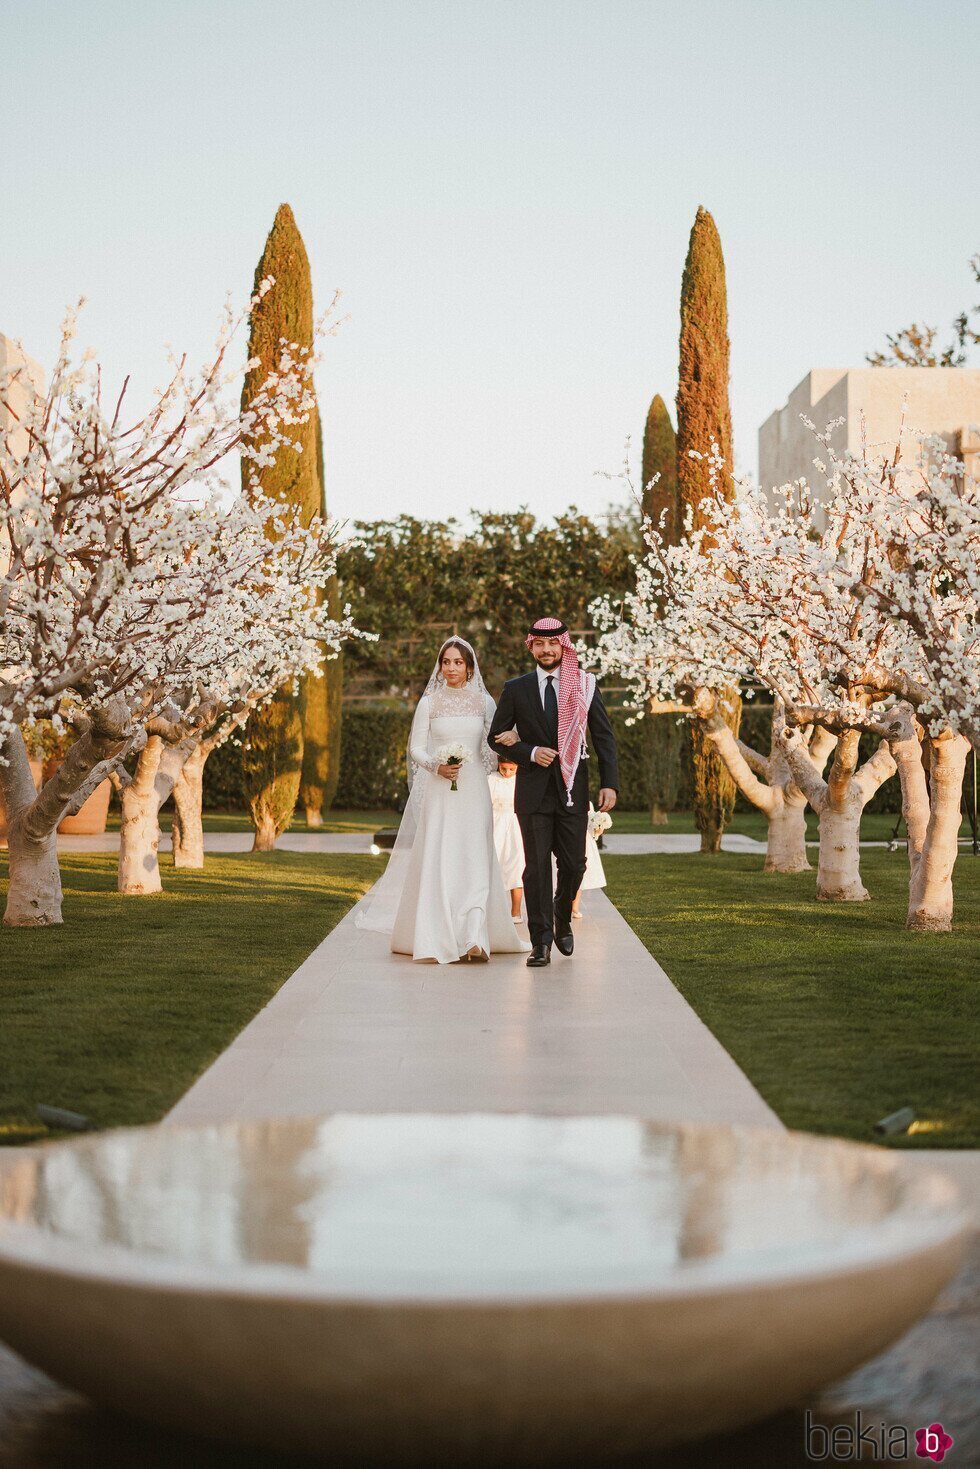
[487, 671, 620, 817]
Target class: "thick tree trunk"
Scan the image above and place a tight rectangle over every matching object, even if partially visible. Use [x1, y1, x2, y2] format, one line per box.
[650, 803, 669, 827]
[764, 797, 810, 874]
[697, 696, 823, 874]
[1, 713, 133, 926]
[252, 811, 280, 852]
[781, 725, 895, 902]
[907, 733, 969, 932]
[117, 736, 196, 894]
[172, 744, 206, 869]
[813, 803, 869, 901]
[1, 732, 61, 926]
[305, 806, 323, 828]
[118, 739, 165, 895]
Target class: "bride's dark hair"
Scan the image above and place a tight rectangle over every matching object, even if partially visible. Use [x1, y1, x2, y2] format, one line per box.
[439, 638, 475, 681]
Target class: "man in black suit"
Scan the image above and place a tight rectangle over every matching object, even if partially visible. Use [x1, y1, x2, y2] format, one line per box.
[487, 617, 619, 967]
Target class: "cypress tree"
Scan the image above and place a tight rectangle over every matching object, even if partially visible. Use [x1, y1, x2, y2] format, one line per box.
[240, 204, 319, 851]
[641, 393, 680, 544]
[299, 408, 344, 825]
[640, 394, 681, 824]
[675, 206, 741, 853]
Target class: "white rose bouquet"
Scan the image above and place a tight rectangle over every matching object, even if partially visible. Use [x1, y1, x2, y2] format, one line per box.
[436, 742, 471, 792]
[589, 807, 612, 841]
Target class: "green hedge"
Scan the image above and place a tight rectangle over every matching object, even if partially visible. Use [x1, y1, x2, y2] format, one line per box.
[202, 700, 903, 815]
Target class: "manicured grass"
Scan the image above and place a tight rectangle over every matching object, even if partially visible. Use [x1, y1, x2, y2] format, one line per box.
[606, 807, 970, 844]
[0, 852, 377, 1144]
[105, 808, 401, 835]
[604, 849, 980, 1148]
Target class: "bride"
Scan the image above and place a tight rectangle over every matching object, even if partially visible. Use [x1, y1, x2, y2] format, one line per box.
[356, 637, 530, 965]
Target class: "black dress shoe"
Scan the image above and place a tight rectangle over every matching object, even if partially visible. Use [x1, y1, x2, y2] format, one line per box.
[554, 931, 574, 957]
[526, 944, 551, 968]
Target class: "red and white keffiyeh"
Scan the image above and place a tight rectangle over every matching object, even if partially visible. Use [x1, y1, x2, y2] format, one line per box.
[525, 616, 595, 806]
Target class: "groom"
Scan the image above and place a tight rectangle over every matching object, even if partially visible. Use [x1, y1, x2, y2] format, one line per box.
[488, 616, 619, 967]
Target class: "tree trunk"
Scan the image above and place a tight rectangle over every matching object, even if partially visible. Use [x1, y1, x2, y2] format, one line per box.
[172, 744, 206, 869]
[304, 805, 323, 828]
[698, 697, 813, 874]
[650, 802, 669, 827]
[118, 739, 165, 895]
[1, 715, 133, 926]
[907, 733, 969, 932]
[814, 802, 869, 901]
[252, 810, 280, 852]
[781, 725, 895, 902]
[763, 797, 810, 874]
[1, 732, 62, 927]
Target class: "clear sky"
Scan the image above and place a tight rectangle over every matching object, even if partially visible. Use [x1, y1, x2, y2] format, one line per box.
[3, 0, 978, 526]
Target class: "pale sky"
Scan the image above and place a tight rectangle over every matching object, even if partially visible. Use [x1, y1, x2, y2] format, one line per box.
[3, 0, 978, 526]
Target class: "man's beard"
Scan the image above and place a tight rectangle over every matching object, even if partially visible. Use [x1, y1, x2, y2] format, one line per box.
[533, 654, 561, 669]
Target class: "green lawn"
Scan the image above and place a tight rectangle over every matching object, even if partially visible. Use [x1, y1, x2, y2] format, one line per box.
[106, 808, 401, 834]
[606, 807, 971, 844]
[0, 852, 377, 1144]
[604, 849, 980, 1148]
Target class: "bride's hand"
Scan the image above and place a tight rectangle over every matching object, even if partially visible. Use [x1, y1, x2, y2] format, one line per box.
[494, 729, 519, 747]
[437, 763, 460, 780]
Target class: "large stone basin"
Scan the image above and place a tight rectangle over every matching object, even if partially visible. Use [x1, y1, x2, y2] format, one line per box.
[0, 1114, 967, 1464]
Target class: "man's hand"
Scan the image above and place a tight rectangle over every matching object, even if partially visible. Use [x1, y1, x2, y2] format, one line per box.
[597, 788, 617, 813]
[533, 747, 559, 767]
[495, 729, 519, 747]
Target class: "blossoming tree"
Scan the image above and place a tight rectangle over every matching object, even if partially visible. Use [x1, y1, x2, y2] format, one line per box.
[0, 290, 363, 924]
[592, 429, 977, 930]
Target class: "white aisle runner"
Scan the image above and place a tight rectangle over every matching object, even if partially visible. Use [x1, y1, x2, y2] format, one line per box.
[165, 891, 782, 1127]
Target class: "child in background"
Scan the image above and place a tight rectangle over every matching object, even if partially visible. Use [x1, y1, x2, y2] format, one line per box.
[571, 803, 609, 919]
[488, 759, 525, 921]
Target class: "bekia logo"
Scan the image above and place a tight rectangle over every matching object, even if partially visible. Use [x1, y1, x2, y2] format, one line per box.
[805, 1410, 955, 1461]
[915, 1422, 954, 1462]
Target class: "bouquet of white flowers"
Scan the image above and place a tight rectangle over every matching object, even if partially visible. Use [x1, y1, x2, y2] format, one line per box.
[436, 742, 471, 792]
[589, 807, 612, 841]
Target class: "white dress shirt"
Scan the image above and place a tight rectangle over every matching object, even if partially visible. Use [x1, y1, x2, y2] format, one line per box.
[530, 665, 560, 763]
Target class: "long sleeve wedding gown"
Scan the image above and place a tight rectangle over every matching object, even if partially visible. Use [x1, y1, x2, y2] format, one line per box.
[389, 683, 530, 964]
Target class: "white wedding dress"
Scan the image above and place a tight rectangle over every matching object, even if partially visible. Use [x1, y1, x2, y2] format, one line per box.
[356, 645, 530, 965]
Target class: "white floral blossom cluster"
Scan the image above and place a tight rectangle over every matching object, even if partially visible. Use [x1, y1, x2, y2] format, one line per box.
[0, 289, 371, 758]
[588, 428, 976, 743]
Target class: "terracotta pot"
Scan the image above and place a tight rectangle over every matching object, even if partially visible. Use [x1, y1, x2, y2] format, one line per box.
[58, 778, 111, 836]
[0, 759, 43, 844]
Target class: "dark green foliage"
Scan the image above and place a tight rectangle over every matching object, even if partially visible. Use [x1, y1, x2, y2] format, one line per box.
[676, 205, 739, 851]
[641, 394, 679, 543]
[202, 701, 909, 818]
[337, 506, 640, 698]
[241, 204, 319, 844]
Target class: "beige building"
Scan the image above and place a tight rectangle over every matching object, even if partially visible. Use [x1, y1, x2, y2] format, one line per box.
[759, 367, 980, 524]
[0, 333, 45, 464]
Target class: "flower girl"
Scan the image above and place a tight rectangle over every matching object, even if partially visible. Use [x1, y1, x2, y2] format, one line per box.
[488, 759, 525, 920]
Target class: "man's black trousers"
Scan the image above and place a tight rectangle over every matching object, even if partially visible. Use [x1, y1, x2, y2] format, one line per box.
[517, 796, 589, 947]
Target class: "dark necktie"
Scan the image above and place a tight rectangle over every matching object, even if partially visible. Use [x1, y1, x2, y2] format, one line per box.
[544, 674, 558, 744]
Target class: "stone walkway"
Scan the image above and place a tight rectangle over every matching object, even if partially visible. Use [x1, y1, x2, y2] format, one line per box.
[165, 889, 781, 1127]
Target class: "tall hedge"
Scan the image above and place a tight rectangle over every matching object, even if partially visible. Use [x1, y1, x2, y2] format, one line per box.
[676, 206, 741, 853]
[202, 703, 905, 818]
[240, 204, 320, 850]
[299, 408, 343, 824]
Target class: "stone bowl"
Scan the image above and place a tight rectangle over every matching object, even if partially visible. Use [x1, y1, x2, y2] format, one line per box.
[0, 1114, 967, 1465]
